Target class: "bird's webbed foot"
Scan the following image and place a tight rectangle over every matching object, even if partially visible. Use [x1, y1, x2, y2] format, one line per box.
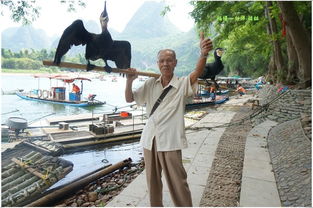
[104, 65, 112, 73]
[86, 62, 96, 72]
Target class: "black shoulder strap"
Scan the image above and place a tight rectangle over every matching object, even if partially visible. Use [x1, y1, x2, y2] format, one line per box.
[150, 85, 173, 117]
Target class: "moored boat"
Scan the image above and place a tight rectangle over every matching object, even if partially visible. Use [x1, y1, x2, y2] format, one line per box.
[16, 92, 105, 107]
[186, 96, 229, 110]
[16, 74, 105, 107]
[197, 89, 229, 97]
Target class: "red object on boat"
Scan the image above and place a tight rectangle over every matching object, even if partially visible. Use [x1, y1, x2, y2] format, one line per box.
[120, 111, 129, 117]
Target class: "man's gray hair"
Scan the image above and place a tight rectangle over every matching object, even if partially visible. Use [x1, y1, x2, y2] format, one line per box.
[157, 49, 176, 59]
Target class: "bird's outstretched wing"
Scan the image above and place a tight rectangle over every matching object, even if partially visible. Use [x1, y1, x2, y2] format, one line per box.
[104, 40, 132, 69]
[54, 20, 92, 64]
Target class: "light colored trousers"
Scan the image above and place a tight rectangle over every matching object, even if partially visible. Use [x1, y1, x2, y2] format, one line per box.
[143, 139, 192, 207]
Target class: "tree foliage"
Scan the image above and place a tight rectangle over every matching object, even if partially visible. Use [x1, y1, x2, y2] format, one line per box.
[1, 48, 54, 70]
[191, 1, 311, 87]
[191, 1, 272, 78]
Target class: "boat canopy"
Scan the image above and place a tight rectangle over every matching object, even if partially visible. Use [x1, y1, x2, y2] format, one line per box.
[56, 76, 91, 83]
[33, 74, 63, 79]
[33, 74, 91, 83]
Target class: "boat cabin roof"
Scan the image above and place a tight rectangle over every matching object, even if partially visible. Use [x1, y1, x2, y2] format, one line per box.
[33, 74, 91, 83]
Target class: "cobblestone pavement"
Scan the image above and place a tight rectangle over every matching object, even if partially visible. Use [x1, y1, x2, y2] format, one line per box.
[200, 106, 252, 206]
[268, 119, 311, 207]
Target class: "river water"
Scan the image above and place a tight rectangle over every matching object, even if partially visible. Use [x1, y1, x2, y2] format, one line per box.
[1, 73, 145, 123]
[1, 73, 145, 187]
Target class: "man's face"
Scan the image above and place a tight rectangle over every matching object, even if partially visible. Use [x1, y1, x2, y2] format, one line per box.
[157, 51, 177, 77]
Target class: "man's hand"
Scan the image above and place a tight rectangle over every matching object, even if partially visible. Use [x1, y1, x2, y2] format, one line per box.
[125, 68, 137, 103]
[126, 68, 138, 82]
[199, 32, 213, 57]
[190, 32, 214, 85]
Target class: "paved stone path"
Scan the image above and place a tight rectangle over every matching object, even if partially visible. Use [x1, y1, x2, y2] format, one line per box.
[200, 107, 252, 207]
[240, 119, 281, 207]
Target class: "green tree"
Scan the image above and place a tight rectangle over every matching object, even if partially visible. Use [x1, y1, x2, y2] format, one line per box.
[278, 1, 312, 88]
[191, 1, 270, 78]
[1, 48, 13, 58]
[190, 1, 311, 88]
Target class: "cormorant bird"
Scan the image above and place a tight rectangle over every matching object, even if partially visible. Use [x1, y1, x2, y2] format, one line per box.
[53, 1, 131, 72]
[199, 48, 224, 88]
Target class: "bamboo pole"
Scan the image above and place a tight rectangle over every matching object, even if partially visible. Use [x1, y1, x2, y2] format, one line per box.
[43, 60, 160, 78]
[11, 157, 47, 180]
[26, 158, 133, 207]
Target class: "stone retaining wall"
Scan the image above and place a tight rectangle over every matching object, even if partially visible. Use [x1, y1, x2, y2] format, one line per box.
[252, 85, 311, 139]
[253, 85, 311, 124]
[268, 119, 311, 207]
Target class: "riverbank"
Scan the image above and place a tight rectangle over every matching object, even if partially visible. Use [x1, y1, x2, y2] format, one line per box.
[2, 85, 311, 206]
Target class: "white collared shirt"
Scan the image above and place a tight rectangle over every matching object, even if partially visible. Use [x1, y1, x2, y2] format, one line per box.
[133, 74, 198, 151]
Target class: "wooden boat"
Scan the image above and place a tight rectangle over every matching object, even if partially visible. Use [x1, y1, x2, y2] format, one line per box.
[16, 92, 104, 107]
[16, 74, 105, 107]
[186, 96, 229, 110]
[188, 80, 229, 110]
[197, 89, 229, 97]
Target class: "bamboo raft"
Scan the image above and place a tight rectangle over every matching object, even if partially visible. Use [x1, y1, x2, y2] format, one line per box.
[26, 158, 132, 207]
[1, 151, 73, 207]
[43, 60, 160, 78]
[23, 140, 64, 156]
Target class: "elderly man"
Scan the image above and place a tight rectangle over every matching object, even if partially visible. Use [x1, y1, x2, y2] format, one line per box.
[125, 33, 213, 206]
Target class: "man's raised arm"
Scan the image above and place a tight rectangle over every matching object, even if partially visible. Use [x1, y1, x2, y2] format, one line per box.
[125, 68, 138, 103]
[190, 32, 213, 85]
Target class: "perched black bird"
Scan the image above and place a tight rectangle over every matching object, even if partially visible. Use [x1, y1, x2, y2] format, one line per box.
[199, 48, 224, 88]
[53, 1, 131, 72]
